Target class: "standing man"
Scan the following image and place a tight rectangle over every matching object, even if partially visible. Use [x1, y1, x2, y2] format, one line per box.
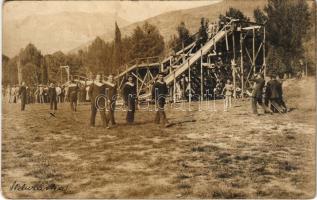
[6, 86, 11, 103]
[250, 73, 272, 115]
[152, 73, 170, 127]
[55, 84, 62, 103]
[105, 74, 117, 126]
[89, 74, 109, 128]
[48, 83, 58, 111]
[68, 78, 79, 112]
[18, 82, 27, 111]
[268, 74, 284, 113]
[276, 75, 288, 112]
[123, 75, 137, 124]
[222, 79, 234, 111]
[264, 76, 272, 109]
[39, 85, 44, 103]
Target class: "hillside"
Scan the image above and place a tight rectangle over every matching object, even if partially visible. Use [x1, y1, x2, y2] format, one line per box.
[3, 11, 131, 57]
[70, 0, 267, 54]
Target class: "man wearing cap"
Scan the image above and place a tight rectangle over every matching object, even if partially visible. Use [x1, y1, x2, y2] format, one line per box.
[48, 83, 58, 111]
[276, 75, 288, 112]
[18, 82, 27, 111]
[68, 78, 79, 111]
[268, 75, 284, 113]
[152, 73, 170, 127]
[89, 74, 109, 128]
[105, 74, 117, 126]
[123, 75, 137, 124]
[250, 73, 272, 115]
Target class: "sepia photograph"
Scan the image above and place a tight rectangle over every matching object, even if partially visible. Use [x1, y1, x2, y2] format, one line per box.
[1, 0, 316, 198]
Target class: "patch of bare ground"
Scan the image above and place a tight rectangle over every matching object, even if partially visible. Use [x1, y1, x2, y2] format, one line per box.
[2, 77, 315, 198]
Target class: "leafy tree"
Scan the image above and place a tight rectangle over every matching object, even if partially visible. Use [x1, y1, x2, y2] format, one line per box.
[198, 18, 208, 46]
[254, 8, 268, 25]
[177, 22, 192, 47]
[43, 52, 64, 83]
[170, 22, 193, 52]
[2, 55, 10, 85]
[19, 43, 43, 84]
[85, 36, 112, 75]
[2, 55, 19, 86]
[263, 0, 310, 74]
[22, 63, 39, 85]
[219, 7, 250, 25]
[131, 22, 165, 59]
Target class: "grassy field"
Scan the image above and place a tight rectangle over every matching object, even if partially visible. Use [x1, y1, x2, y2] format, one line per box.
[1, 77, 315, 198]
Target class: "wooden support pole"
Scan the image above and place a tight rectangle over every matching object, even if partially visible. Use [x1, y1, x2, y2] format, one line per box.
[252, 27, 256, 74]
[200, 50, 203, 101]
[240, 31, 244, 98]
[182, 41, 185, 64]
[136, 69, 139, 96]
[213, 37, 217, 52]
[232, 32, 236, 99]
[188, 59, 191, 109]
[173, 70, 176, 103]
[233, 32, 236, 60]
[263, 26, 267, 77]
[225, 31, 229, 51]
[305, 58, 308, 77]
[67, 67, 70, 82]
[160, 59, 163, 72]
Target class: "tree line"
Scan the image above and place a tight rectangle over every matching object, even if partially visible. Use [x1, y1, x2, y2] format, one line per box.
[2, 0, 314, 86]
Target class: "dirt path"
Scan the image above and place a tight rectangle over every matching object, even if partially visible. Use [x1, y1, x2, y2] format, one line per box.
[2, 78, 315, 198]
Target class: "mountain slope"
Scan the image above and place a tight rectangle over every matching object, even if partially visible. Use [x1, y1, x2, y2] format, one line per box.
[3, 11, 131, 57]
[71, 0, 267, 54]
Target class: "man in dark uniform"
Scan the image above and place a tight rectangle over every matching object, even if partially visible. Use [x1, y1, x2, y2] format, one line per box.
[68, 78, 79, 111]
[268, 74, 284, 113]
[89, 74, 109, 128]
[105, 74, 117, 126]
[152, 73, 170, 127]
[276, 75, 288, 112]
[264, 76, 272, 108]
[48, 83, 58, 111]
[18, 82, 27, 111]
[250, 73, 272, 115]
[123, 75, 137, 124]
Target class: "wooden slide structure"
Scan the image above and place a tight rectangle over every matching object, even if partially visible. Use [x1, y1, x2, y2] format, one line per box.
[114, 19, 255, 101]
[67, 18, 266, 103]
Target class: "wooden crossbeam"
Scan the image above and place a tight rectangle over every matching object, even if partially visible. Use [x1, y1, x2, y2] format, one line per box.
[131, 72, 143, 83]
[245, 46, 253, 64]
[241, 25, 261, 30]
[137, 71, 148, 95]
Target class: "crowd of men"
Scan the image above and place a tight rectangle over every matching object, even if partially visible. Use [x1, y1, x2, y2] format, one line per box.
[250, 73, 288, 115]
[3, 73, 171, 128]
[4, 71, 289, 129]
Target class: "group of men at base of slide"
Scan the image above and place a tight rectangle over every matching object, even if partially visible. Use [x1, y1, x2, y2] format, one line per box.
[217, 72, 288, 115]
[250, 73, 288, 115]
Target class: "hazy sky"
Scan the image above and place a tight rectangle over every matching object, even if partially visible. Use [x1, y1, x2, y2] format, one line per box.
[4, 1, 221, 22]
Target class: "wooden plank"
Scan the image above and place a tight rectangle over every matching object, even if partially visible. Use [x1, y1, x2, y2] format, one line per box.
[164, 29, 229, 85]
